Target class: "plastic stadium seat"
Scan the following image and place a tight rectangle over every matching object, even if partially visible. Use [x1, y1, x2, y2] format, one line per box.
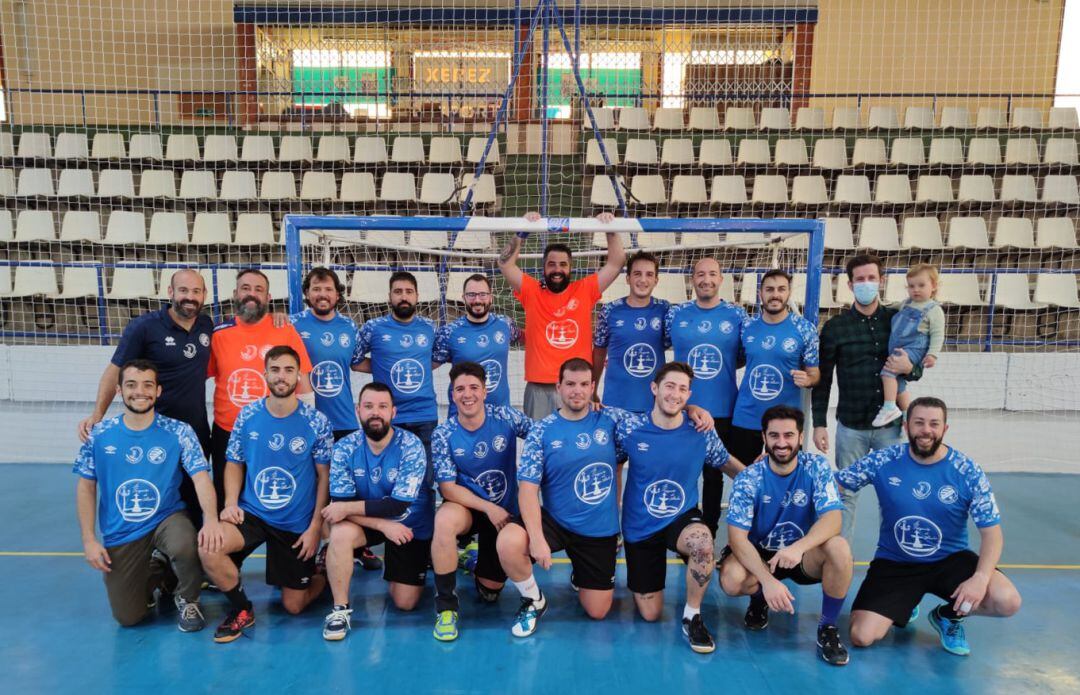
[261, 269, 289, 299]
[947, 217, 990, 249]
[57, 169, 95, 197]
[107, 268, 156, 300]
[240, 136, 276, 162]
[1035, 218, 1077, 248]
[900, 217, 943, 249]
[937, 274, 985, 306]
[10, 266, 59, 297]
[179, 170, 217, 199]
[349, 271, 393, 303]
[0, 168, 12, 196]
[903, 107, 935, 129]
[958, 175, 996, 203]
[625, 139, 659, 166]
[992, 218, 1035, 249]
[139, 170, 176, 198]
[653, 108, 685, 130]
[586, 138, 621, 166]
[17, 168, 55, 197]
[0, 210, 12, 242]
[699, 139, 733, 166]
[736, 139, 771, 165]
[793, 274, 841, 309]
[102, 211, 147, 244]
[428, 137, 462, 165]
[679, 232, 720, 248]
[1048, 107, 1079, 130]
[774, 138, 809, 166]
[710, 175, 748, 205]
[927, 138, 963, 165]
[637, 231, 677, 249]
[833, 175, 872, 204]
[0, 132, 13, 158]
[889, 138, 926, 166]
[15, 211, 56, 242]
[791, 176, 829, 205]
[999, 175, 1038, 202]
[1034, 274, 1080, 308]
[97, 169, 135, 198]
[759, 107, 790, 130]
[584, 107, 616, 131]
[857, 217, 900, 250]
[914, 175, 954, 202]
[60, 211, 102, 243]
[380, 172, 418, 202]
[993, 274, 1042, 310]
[670, 175, 708, 205]
[874, 175, 913, 204]
[300, 172, 338, 200]
[654, 274, 689, 303]
[147, 212, 189, 245]
[1011, 108, 1043, 129]
[234, 213, 276, 245]
[1004, 138, 1039, 165]
[966, 138, 1002, 165]
[391, 137, 425, 164]
[738, 273, 760, 306]
[751, 175, 788, 204]
[629, 175, 667, 206]
[831, 107, 862, 129]
[835, 275, 855, 305]
[1042, 176, 1080, 204]
[812, 138, 848, 168]
[359, 227, 406, 248]
[939, 107, 971, 129]
[54, 133, 89, 159]
[688, 107, 720, 131]
[660, 139, 695, 166]
[868, 106, 900, 129]
[17, 133, 52, 159]
[260, 172, 297, 200]
[191, 213, 232, 245]
[617, 108, 650, 131]
[884, 274, 908, 304]
[794, 107, 825, 130]
[128, 134, 163, 160]
[279, 136, 313, 162]
[340, 172, 377, 203]
[449, 229, 492, 250]
[316, 136, 351, 162]
[976, 108, 1007, 129]
[1044, 138, 1079, 165]
[203, 135, 238, 162]
[851, 138, 887, 166]
[411, 269, 440, 300]
[219, 171, 258, 200]
[57, 267, 101, 299]
[589, 175, 628, 208]
[165, 134, 201, 161]
[466, 137, 501, 165]
[724, 107, 756, 130]
[157, 269, 218, 300]
[419, 173, 458, 205]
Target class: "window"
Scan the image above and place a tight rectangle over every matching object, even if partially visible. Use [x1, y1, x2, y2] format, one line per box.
[662, 49, 777, 108]
[545, 52, 642, 119]
[292, 49, 393, 119]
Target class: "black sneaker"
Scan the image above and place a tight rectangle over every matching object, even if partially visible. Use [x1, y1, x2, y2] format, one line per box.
[817, 624, 850, 666]
[213, 607, 255, 643]
[356, 547, 383, 571]
[682, 614, 716, 654]
[744, 600, 769, 631]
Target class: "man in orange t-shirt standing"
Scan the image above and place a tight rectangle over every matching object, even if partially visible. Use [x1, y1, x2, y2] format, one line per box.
[207, 268, 314, 507]
[498, 213, 625, 420]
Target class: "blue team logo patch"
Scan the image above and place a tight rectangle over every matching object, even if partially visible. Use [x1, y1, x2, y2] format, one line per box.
[339, 333, 351, 348]
[125, 446, 144, 465]
[320, 332, 335, 347]
[417, 334, 429, 347]
[623, 343, 658, 378]
[650, 317, 662, 331]
[782, 337, 798, 353]
[894, 516, 942, 558]
[400, 334, 414, 348]
[268, 433, 285, 451]
[719, 321, 734, 334]
[255, 467, 296, 510]
[574, 463, 614, 505]
[481, 359, 502, 391]
[792, 489, 808, 507]
[938, 486, 958, 505]
[473, 441, 489, 459]
[147, 447, 167, 465]
[634, 317, 647, 331]
[387, 467, 399, 483]
[311, 361, 346, 397]
[115, 479, 160, 522]
[643, 480, 685, 519]
[477, 334, 490, 348]
[696, 320, 712, 334]
[492, 435, 508, 453]
[575, 433, 592, 450]
[912, 481, 932, 500]
[476, 469, 508, 503]
[391, 359, 426, 393]
[687, 344, 723, 380]
[371, 467, 382, 484]
[494, 331, 506, 345]
[748, 365, 784, 401]
[763, 522, 805, 550]
[593, 429, 609, 445]
[761, 335, 776, 351]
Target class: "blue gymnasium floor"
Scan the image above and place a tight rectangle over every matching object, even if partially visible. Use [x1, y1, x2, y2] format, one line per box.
[1, 465, 1077, 695]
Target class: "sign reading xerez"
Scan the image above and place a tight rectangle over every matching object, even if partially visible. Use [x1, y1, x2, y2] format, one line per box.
[421, 66, 494, 84]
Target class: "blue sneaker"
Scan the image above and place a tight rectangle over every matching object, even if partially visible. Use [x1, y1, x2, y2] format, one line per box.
[433, 610, 459, 641]
[458, 541, 479, 575]
[928, 605, 970, 656]
[511, 594, 547, 638]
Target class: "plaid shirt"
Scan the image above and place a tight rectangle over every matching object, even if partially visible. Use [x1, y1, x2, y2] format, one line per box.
[811, 304, 924, 430]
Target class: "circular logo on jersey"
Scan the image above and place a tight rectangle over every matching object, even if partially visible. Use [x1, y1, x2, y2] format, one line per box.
[147, 447, 167, 465]
[894, 516, 942, 558]
[791, 489, 808, 507]
[473, 441, 490, 459]
[268, 433, 285, 451]
[687, 345, 723, 380]
[650, 317, 662, 331]
[623, 343, 658, 378]
[477, 334, 490, 348]
[492, 435, 508, 453]
[719, 320, 734, 334]
[761, 335, 776, 351]
[480, 359, 502, 392]
[340, 333, 351, 348]
[227, 368, 267, 407]
[912, 482, 932, 500]
[634, 317, 647, 331]
[782, 337, 798, 353]
[255, 467, 295, 510]
[183, 344, 197, 359]
[386, 467, 399, 483]
[748, 365, 784, 401]
[696, 320, 712, 334]
[391, 359, 425, 393]
[574, 463, 614, 505]
[240, 344, 259, 362]
[125, 446, 144, 464]
[320, 331, 335, 347]
[476, 469, 508, 503]
[199, 333, 210, 347]
[115, 479, 160, 522]
[416, 334, 429, 347]
[289, 437, 307, 455]
[575, 433, 592, 450]
[371, 467, 382, 484]
[762, 521, 805, 551]
[643, 480, 685, 519]
[311, 361, 345, 397]
[400, 334, 414, 348]
[494, 331, 507, 345]
[938, 486, 958, 505]
[593, 429, 609, 446]
[545, 319, 579, 349]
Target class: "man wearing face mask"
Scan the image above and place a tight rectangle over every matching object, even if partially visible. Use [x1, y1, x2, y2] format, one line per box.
[811, 255, 922, 541]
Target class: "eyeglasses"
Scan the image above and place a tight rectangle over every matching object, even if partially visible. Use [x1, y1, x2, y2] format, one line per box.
[464, 292, 492, 300]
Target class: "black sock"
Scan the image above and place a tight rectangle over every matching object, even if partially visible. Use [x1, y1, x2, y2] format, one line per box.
[937, 603, 962, 621]
[750, 589, 766, 608]
[224, 583, 252, 612]
[434, 572, 459, 612]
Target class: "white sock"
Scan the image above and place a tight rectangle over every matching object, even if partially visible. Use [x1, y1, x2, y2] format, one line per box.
[883, 400, 897, 410]
[512, 575, 542, 602]
[683, 604, 700, 621]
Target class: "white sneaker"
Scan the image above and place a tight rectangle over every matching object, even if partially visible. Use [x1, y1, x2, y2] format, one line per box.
[872, 405, 902, 428]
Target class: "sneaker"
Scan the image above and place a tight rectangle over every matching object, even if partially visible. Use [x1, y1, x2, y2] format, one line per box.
[433, 610, 459, 641]
[871, 404, 902, 428]
[213, 608, 255, 643]
[475, 577, 501, 603]
[682, 614, 716, 654]
[569, 575, 579, 593]
[175, 596, 205, 633]
[744, 600, 769, 631]
[905, 605, 920, 626]
[458, 541, 479, 575]
[928, 605, 970, 656]
[356, 547, 382, 571]
[323, 607, 352, 641]
[511, 595, 548, 638]
[816, 624, 849, 666]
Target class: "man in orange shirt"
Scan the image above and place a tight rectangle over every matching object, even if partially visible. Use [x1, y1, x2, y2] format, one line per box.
[208, 268, 314, 507]
[498, 213, 625, 420]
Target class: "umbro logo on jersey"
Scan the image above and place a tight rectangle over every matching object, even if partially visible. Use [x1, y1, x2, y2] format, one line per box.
[249, 431, 260, 440]
[637, 442, 650, 452]
[679, 321, 689, 328]
[104, 445, 117, 455]
[381, 334, 392, 342]
[164, 336, 176, 346]
[762, 494, 772, 503]
[453, 448, 466, 457]
[551, 440, 563, 450]
[615, 319, 625, 327]
[456, 336, 467, 344]
[888, 476, 902, 486]
[300, 331, 311, 339]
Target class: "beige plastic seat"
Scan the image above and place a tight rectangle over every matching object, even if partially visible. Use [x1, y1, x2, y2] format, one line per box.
[823, 218, 856, 249]
[1042, 175, 1080, 204]
[914, 175, 954, 202]
[774, 138, 809, 166]
[738, 273, 760, 306]
[857, 217, 900, 250]
[0, 210, 12, 242]
[300, 172, 338, 200]
[203, 135, 238, 162]
[15, 211, 56, 242]
[653, 108, 685, 130]
[108, 268, 157, 300]
[409, 268, 439, 300]
[191, 213, 232, 245]
[654, 274, 690, 303]
[450, 229, 492, 250]
[391, 137, 425, 164]
[1004, 138, 1039, 165]
[724, 107, 756, 130]
[583, 107, 616, 130]
[736, 139, 771, 165]
[812, 138, 848, 168]
[54, 133, 89, 159]
[10, 266, 59, 297]
[617, 107, 650, 131]
[57, 267, 102, 299]
[900, 217, 943, 249]
[679, 232, 720, 248]
[993, 274, 1042, 310]
[992, 217, 1035, 249]
[97, 169, 135, 198]
[660, 139, 695, 166]
[946, 217, 990, 249]
[233, 213, 276, 245]
[710, 175, 748, 205]
[903, 107, 935, 129]
[17, 168, 55, 197]
[589, 175, 627, 208]
[428, 137, 462, 165]
[380, 172, 418, 202]
[147, 212, 189, 245]
[629, 175, 667, 206]
[884, 274, 908, 304]
[874, 175, 913, 204]
[165, 134, 201, 161]
[999, 175, 1038, 202]
[927, 138, 964, 165]
[316, 136, 351, 162]
[219, 171, 258, 200]
[349, 270, 394, 302]
[831, 107, 862, 129]
[139, 170, 177, 198]
[102, 211, 147, 244]
[851, 138, 887, 166]
[1044, 138, 1079, 165]
[0, 132, 15, 158]
[790, 273, 840, 309]
[833, 175, 872, 204]
[1048, 107, 1079, 130]
[240, 135, 276, 162]
[17, 133, 52, 159]
[669, 175, 708, 205]
[466, 137, 501, 166]
[260, 171, 298, 200]
[939, 107, 971, 129]
[0, 169, 13, 196]
[688, 107, 721, 131]
[1011, 108, 1043, 129]
[419, 173, 458, 205]
[637, 231, 677, 249]
[625, 139, 659, 166]
[1035, 218, 1077, 248]
[758, 107, 790, 130]
[60, 211, 102, 243]
[868, 106, 900, 129]
[1034, 274, 1080, 308]
[750, 175, 788, 204]
[966, 138, 1002, 165]
[699, 139, 733, 166]
[976, 108, 1007, 129]
[179, 170, 217, 199]
[128, 134, 163, 160]
[57, 169, 95, 197]
[790, 176, 828, 205]
[937, 274, 985, 306]
[794, 107, 825, 130]
[279, 136, 313, 162]
[340, 172, 377, 203]
[835, 275, 855, 305]
[957, 175, 996, 203]
[889, 138, 925, 166]
[586, 138, 621, 167]
[263, 269, 290, 299]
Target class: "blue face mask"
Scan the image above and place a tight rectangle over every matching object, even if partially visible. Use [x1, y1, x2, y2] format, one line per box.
[852, 281, 880, 306]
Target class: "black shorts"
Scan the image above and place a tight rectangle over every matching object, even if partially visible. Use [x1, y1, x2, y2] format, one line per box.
[509, 509, 618, 591]
[727, 425, 765, 467]
[229, 513, 316, 590]
[624, 508, 707, 594]
[718, 544, 820, 586]
[852, 549, 1003, 627]
[363, 530, 432, 587]
[457, 509, 507, 584]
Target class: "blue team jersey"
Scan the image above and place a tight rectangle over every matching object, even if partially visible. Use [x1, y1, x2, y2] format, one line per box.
[432, 405, 533, 514]
[732, 313, 820, 430]
[73, 414, 209, 547]
[355, 314, 438, 424]
[329, 427, 435, 539]
[594, 297, 670, 413]
[614, 415, 729, 543]
[836, 444, 1001, 563]
[290, 309, 362, 431]
[726, 452, 843, 550]
[226, 400, 333, 534]
[664, 301, 747, 418]
[518, 408, 629, 538]
[433, 313, 519, 414]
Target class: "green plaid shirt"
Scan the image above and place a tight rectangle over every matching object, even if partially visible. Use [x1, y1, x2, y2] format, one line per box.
[811, 304, 924, 429]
